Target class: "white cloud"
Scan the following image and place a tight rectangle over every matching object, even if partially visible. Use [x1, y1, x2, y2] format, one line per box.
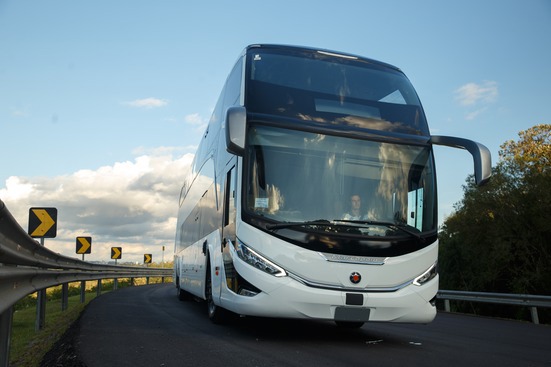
[465, 107, 487, 121]
[454, 81, 498, 121]
[455, 81, 498, 106]
[1, 176, 35, 201]
[124, 97, 168, 108]
[11, 108, 30, 118]
[0, 152, 194, 264]
[131, 146, 191, 156]
[184, 113, 206, 126]
[184, 113, 208, 133]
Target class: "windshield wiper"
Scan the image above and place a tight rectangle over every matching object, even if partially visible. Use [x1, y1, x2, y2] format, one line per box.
[334, 219, 425, 243]
[267, 219, 424, 241]
[266, 220, 333, 230]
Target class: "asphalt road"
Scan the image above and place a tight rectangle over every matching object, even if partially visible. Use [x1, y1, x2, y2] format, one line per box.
[70, 283, 550, 367]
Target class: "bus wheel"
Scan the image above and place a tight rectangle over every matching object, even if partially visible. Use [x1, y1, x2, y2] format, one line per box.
[335, 321, 365, 328]
[206, 261, 226, 324]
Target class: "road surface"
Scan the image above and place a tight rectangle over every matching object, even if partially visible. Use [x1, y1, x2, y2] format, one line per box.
[48, 283, 551, 366]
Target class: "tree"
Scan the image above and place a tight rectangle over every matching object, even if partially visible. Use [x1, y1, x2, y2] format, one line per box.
[439, 124, 551, 299]
[499, 124, 550, 177]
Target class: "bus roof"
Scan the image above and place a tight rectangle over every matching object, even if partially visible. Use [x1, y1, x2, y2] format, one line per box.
[245, 44, 403, 73]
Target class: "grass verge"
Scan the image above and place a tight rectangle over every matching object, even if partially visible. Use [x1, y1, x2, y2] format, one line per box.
[9, 294, 96, 367]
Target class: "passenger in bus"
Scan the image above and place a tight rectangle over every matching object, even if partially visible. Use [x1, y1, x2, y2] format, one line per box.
[342, 194, 365, 220]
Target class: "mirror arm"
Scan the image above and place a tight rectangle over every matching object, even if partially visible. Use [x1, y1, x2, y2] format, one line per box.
[431, 135, 492, 186]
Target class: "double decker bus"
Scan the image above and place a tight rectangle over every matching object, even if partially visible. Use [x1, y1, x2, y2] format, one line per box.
[174, 44, 491, 326]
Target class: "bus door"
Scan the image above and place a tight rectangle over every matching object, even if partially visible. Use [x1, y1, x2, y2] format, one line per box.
[221, 161, 238, 293]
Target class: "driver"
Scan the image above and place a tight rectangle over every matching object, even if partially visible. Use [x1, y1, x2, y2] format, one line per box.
[342, 194, 365, 220]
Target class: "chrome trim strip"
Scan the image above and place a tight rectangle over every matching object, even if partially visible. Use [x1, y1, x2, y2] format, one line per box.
[318, 252, 387, 265]
[317, 50, 358, 60]
[287, 272, 412, 293]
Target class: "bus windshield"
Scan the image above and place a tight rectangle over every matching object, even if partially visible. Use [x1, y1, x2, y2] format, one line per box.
[246, 47, 430, 136]
[244, 125, 437, 242]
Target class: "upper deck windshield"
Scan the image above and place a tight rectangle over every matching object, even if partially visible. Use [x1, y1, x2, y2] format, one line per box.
[245, 47, 430, 136]
[243, 125, 437, 256]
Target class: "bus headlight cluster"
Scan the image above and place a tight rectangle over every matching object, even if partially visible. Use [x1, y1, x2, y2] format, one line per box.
[234, 239, 287, 277]
[413, 262, 438, 286]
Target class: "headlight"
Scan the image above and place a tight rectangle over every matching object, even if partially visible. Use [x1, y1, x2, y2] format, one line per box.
[234, 239, 287, 277]
[413, 262, 438, 286]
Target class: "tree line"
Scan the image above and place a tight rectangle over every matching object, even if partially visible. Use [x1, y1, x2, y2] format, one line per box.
[438, 124, 550, 322]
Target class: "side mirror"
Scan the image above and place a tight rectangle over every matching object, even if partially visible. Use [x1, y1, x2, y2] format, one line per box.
[225, 106, 247, 156]
[431, 135, 492, 186]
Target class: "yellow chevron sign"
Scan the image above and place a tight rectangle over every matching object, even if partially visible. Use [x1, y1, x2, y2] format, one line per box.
[144, 254, 152, 264]
[28, 208, 57, 238]
[76, 237, 92, 254]
[111, 247, 122, 260]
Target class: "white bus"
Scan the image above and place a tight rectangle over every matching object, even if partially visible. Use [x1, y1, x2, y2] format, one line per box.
[174, 44, 491, 326]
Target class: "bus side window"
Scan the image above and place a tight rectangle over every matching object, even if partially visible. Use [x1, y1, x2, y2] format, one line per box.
[224, 58, 243, 108]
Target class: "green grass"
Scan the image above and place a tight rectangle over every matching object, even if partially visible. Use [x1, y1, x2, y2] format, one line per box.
[9, 293, 95, 367]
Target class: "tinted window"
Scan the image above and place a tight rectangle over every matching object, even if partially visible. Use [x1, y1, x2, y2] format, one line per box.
[245, 49, 429, 136]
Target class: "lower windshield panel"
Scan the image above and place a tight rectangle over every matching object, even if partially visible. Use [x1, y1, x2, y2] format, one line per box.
[243, 124, 437, 256]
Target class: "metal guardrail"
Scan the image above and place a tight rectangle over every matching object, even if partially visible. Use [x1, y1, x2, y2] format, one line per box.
[437, 290, 551, 324]
[0, 199, 172, 367]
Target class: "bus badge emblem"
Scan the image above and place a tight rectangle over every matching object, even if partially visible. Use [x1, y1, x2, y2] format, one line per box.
[350, 272, 361, 284]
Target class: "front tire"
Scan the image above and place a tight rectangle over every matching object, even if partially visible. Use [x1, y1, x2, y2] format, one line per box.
[206, 260, 227, 324]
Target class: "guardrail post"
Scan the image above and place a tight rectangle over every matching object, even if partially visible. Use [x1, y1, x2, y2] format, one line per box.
[444, 299, 451, 312]
[114, 278, 118, 290]
[130, 277, 135, 286]
[61, 283, 69, 311]
[146, 277, 150, 285]
[0, 306, 14, 367]
[96, 279, 102, 296]
[35, 237, 46, 331]
[530, 307, 540, 324]
[80, 281, 86, 303]
[35, 289, 46, 331]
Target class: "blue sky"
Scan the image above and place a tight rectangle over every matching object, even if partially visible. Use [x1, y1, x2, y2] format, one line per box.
[1, 1, 550, 263]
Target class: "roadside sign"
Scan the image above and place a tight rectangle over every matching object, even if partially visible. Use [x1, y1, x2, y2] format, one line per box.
[76, 237, 92, 254]
[111, 247, 122, 260]
[28, 207, 57, 238]
[144, 254, 152, 264]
